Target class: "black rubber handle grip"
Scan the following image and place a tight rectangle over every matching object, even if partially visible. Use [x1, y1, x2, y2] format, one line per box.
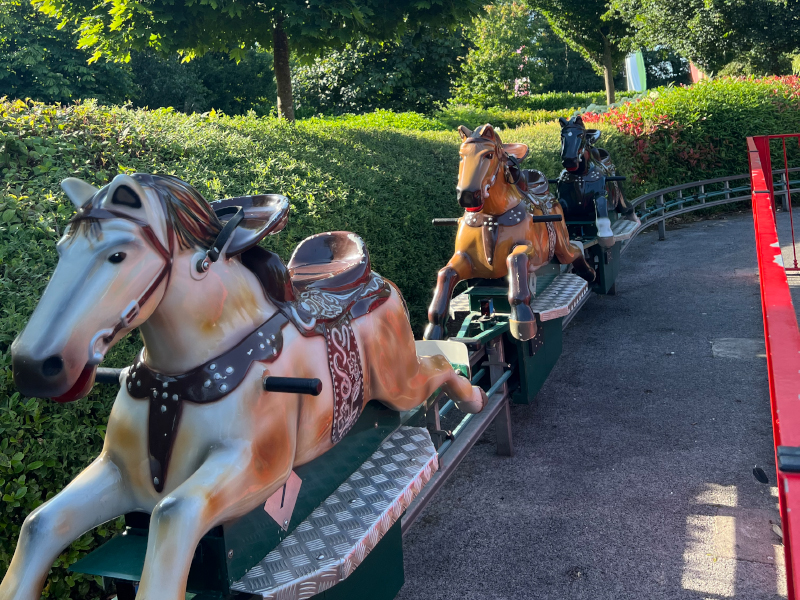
[548, 179, 559, 184]
[96, 367, 123, 385]
[432, 218, 460, 226]
[263, 376, 323, 396]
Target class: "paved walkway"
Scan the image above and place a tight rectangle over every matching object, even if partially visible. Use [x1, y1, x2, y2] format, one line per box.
[399, 212, 785, 600]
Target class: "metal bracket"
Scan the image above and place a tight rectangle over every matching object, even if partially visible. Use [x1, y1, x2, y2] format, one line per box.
[429, 429, 454, 448]
[777, 446, 800, 472]
[481, 360, 511, 368]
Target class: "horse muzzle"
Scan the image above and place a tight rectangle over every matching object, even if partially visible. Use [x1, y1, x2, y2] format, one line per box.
[457, 188, 484, 212]
[11, 344, 97, 402]
[562, 157, 580, 172]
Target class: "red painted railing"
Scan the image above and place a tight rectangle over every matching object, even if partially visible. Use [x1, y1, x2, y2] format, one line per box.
[749, 135, 800, 600]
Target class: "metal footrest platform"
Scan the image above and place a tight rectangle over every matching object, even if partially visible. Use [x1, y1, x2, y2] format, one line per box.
[231, 427, 438, 599]
[449, 291, 471, 320]
[529, 273, 588, 321]
[611, 218, 639, 241]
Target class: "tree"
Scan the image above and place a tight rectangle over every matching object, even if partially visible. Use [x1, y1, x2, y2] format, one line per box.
[35, 0, 484, 121]
[612, 0, 800, 74]
[452, 1, 554, 108]
[131, 50, 276, 115]
[0, 0, 135, 104]
[523, 0, 632, 104]
[292, 27, 465, 116]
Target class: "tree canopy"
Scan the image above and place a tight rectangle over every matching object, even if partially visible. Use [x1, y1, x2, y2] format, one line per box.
[452, 1, 554, 108]
[0, 0, 135, 104]
[292, 27, 465, 117]
[612, 0, 800, 74]
[34, 0, 484, 120]
[523, 0, 632, 104]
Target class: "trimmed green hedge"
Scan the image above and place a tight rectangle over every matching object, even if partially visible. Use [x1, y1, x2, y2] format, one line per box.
[2, 76, 800, 598]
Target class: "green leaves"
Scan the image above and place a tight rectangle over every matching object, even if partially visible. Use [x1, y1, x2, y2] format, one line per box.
[293, 26, 465, 116]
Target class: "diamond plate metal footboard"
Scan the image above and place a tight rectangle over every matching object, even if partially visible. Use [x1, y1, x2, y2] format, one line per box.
[529, 273, 588, 321]
[611, 218, 639, 241]
[230, 427, 438, 599]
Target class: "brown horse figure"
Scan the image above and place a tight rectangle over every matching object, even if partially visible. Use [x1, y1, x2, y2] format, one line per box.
[424, 124, 595, 342]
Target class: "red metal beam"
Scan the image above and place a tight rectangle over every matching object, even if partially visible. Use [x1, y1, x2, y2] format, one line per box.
[749, 135, 800, 600]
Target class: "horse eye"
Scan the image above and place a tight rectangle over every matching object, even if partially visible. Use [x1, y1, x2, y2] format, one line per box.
[108, 252, 127, 264]
[486, 153, 494, 160]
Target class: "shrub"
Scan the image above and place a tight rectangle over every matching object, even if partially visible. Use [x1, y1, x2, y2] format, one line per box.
[435, 105, 571, 129]
[581, 77, 800, 189]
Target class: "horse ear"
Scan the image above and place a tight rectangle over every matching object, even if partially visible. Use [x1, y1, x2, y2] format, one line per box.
[574, 115, 584, 127]
[458, 125, 473, 140]
[503, 143, 529, 161]
[559, 117, 569, 127]
[61, 178, 99, 209]
[478, 124, 497, 141]
[99, 174, 169, 249]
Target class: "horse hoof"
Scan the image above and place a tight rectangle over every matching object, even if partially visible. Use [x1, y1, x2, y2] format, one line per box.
[423, 323, 445, 341]
[457, 386, 488, 414]
[509, 318, 537, 341]
[598, 235, 615, 248]
[578, 267, 596, 283]
[596, 217, 613, 240]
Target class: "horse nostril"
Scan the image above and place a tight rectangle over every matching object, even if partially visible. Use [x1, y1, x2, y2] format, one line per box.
[42, 356, 64, 377]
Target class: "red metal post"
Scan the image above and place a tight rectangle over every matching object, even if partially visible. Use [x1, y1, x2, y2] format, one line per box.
[749, 135, 800, 600]
[781, 138, 799, 269]
[751, 135, 775, 210]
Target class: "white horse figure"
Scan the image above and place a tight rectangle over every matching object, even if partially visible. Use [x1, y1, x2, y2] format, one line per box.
[3, 174, 486, 600]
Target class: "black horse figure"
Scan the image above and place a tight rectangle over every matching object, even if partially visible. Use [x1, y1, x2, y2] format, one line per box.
[557, 116, 639, 247]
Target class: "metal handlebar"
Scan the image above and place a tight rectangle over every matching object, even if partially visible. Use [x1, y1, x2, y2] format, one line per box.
[432, 215, 563, 225]
[263, 376, 323, 396]
[96, 367, 123, 385]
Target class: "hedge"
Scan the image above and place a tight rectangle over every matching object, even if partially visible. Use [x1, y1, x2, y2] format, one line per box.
[3, 76, 800, 598]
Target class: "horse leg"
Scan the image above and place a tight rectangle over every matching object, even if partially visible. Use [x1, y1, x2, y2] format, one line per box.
[550, 204, 596, 283]
[594, 191, 614, 248]
[423, 252, 472, 341]
[357, 292, 486, 414]
[612, 184, 640, 224]
[136, 436, 295, 600]
[0, 454, 136, 600]
[507, 245, 537, 342]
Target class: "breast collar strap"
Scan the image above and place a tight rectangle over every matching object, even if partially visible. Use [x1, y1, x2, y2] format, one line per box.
[73, 178, 174, 342]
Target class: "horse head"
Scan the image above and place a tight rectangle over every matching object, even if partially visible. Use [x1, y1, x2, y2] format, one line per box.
[456, 124, 528, 214]
[559, 116, 601, 173]
[11, 174, 223, 402]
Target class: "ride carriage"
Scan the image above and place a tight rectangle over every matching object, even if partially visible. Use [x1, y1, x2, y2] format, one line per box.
[425, 122, 640, 403]
[4, 174, 486, 600]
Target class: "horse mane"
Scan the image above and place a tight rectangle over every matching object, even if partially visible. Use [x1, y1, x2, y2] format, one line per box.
[66, 174, 222, 251]
[143, 175, 222, 251]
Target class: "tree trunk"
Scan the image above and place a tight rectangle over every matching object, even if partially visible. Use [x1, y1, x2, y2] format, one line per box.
[273, 19, 295, 121]
[602, 35, 615, 106]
